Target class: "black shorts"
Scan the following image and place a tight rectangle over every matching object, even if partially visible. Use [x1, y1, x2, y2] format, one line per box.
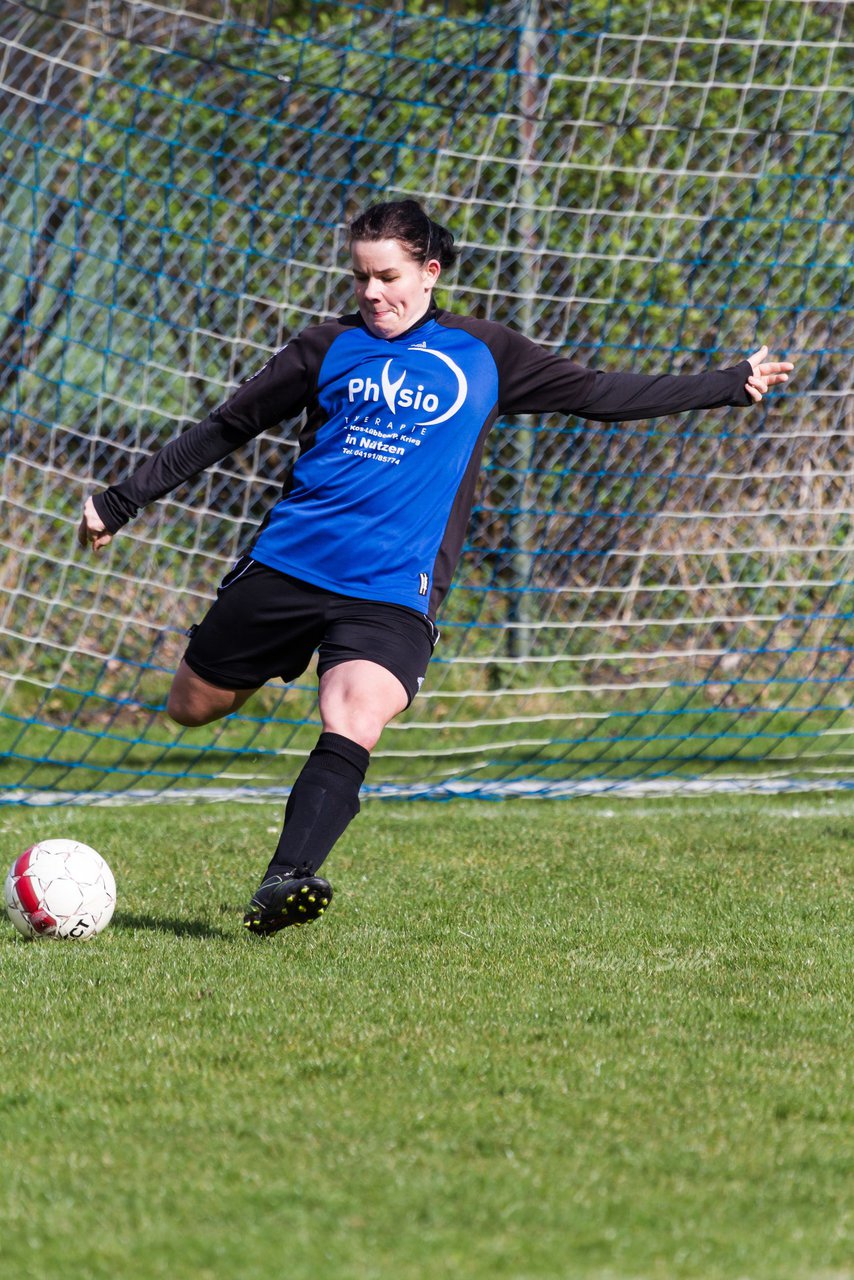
[183, 556, 438, 706]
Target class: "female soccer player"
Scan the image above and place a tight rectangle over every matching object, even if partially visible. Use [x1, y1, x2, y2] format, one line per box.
[78, 199, 794, 935]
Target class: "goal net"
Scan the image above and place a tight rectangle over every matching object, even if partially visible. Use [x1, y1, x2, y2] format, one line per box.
[1, 0, 852, 803]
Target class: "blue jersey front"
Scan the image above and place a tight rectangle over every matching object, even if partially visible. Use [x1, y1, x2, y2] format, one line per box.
[94, 303, 751, 620]
[251, 319, 499, 612]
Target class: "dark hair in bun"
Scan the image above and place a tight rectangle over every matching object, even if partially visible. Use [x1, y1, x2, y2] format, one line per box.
[349, 198, 457, 269]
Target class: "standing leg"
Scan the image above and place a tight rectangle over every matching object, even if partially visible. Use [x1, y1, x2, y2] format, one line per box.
[243, 660, 409, 936]
[264, 658, 407, 872]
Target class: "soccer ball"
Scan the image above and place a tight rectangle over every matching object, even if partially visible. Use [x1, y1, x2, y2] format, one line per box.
[4, 839, 116, 940]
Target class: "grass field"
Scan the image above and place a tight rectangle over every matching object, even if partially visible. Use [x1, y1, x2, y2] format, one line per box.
[1, 794, 852, 1280]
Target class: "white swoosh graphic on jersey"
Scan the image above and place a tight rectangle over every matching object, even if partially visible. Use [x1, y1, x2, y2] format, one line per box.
[381, 359, 407, 413]
[414, 348, 468, 426]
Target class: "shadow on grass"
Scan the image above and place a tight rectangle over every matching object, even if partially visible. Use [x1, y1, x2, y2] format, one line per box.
[113, 911, 229, 939]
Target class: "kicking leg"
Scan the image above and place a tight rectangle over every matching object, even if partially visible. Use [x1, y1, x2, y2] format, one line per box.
[166, 659, 260, 727]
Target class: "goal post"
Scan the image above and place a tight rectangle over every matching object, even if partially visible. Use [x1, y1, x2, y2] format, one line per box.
[1, 0, 852, 803]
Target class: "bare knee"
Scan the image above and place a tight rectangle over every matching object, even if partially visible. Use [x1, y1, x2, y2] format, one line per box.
[166, 691, 216, 728]
[318, 661, 409, 750]
[321, 706, 387, 751]
[166, 661, 257, 727]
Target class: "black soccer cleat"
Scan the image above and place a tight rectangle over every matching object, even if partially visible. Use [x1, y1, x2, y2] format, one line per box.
[243, 865, 333, 936]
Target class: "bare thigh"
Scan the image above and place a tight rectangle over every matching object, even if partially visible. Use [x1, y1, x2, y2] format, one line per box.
[318, 660, 409, 751]
[167, 656, 408, 745]
[166, 659, 260, 727]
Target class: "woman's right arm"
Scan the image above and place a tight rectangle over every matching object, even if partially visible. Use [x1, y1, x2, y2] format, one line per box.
[78, 335, 315, 547]
[85, 409, 264, 535]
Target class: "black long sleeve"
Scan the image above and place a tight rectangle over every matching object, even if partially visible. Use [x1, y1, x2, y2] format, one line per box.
[440, 315, 753, 419]
[91, 326, 326, 533]
[93, 410, 251, 532]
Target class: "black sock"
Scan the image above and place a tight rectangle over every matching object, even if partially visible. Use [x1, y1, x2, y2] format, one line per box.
[264, 732, 370, 880]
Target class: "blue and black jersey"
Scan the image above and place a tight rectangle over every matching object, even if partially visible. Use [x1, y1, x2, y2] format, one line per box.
[93, 306, 753, 618]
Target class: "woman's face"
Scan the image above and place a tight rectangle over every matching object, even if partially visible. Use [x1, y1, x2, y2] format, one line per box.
[351, 238, 440, 339]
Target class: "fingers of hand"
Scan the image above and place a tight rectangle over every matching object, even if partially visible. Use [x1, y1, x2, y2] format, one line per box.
[77, 520, 97, 550]
[78, 518, 111, 552]
[749, 352, 793, 376]
[757, 366, 791, 389]
[747, 344, 769, 372]
[78, 496, 110, 551]
[747, 356, 793, 402]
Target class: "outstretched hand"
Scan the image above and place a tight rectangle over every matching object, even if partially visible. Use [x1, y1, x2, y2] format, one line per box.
[77, 496, 112, 552]
[745, 345, 794, 403]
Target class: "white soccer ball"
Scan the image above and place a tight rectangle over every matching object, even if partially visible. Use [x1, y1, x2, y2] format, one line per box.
[4, 839, 116, 940]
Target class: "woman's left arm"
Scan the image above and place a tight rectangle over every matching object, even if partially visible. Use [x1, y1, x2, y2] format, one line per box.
[486, 323, 794, 421]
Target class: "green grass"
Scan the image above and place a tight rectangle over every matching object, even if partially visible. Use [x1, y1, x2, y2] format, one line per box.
[1, 796, 852, 1280]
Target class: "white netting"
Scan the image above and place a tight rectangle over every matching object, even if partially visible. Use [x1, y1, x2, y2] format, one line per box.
[1, 0, 852, 801]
